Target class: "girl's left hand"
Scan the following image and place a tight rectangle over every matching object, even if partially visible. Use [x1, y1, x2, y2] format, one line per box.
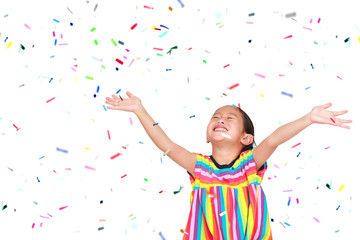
[309, 102, 352, 129]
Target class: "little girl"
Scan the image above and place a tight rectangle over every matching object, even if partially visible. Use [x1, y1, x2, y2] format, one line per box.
[105, 92, 351, 240]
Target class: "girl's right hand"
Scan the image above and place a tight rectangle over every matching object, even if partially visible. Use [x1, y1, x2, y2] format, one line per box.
[105, 91, 142, 113]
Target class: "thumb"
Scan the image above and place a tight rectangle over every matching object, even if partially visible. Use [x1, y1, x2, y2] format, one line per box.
[126, 91, 134, 98]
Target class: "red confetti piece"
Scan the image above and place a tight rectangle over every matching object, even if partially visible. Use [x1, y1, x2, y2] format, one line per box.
[121, 174, 127, 178]
[153, 48, 163, 51]
[283, 35, 293, 39]
[8, 167, 13, 171]
[279, 74, 285, 77]
[188, 47, 192, 50]
[110, 153, 121, 159]
[159, 190, 163, 193]
[46, 97, 55, 103]
[291, 142, 301, 148]
[228, 83, 239, 90]
[237, 103, 241, 109]
[59, 206, 68, 210]
[130, 23, 138, 30]
[330, 118, 335, 123]
[223, 64, 230, 68]
[13, 124, 20, 131]
[289, 61, 293, 65]
[53, 170, 57, 174]
[116, 58, 123, 65]
[107, 130, 111, 140]
[65, 168, 71, 171]
[144, 5, 153, 9]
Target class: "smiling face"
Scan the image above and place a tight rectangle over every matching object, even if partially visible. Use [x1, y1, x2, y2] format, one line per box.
[206, 105, 245, 144]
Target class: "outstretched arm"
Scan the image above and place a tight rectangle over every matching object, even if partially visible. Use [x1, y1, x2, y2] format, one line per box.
[253, 103, 352, 170]
[105, 91, 196, 176]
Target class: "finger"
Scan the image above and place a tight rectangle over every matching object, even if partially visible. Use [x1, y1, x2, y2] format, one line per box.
[322, 102, 332, 109]
[112, 94, 121, 101]
[333, 110, 348, 116]
[126, 91, 134, 98]
[336, 118, 352, 124]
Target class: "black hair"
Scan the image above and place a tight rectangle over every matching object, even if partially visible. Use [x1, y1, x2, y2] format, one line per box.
[239, 108, 256, 152]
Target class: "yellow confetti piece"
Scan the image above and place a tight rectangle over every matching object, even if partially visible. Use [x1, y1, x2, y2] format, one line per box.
[358, 36, 360, 43]
[85, 147, 89, 150]
[339, 184, 344, 192]
[7, 41, 12, 48]
[260, 94, 264, 97]
[151, 25, 156, 30]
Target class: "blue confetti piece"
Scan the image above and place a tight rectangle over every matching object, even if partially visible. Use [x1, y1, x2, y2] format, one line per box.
[310, 63, 314, 69]
[116, 89, 121, 94]
[287, 198, 291, 206]
[37, 177, 40, 182]
[159, 232, 166, 240]
[159, 30, 168, 38]
[96, 85, 100, 93]
[4, 37, 8, 42]
[54, 39, 57, 46]
[56, 147, 68, 153]
[336, 205, 340, 210]
[297, 152, 301, 157]
[166, 69, 172, 71]
[39, 156, 45, 160]
[153, 122, 159, 126]
[305, 86, 311, 90]
[49, 78, 53, 83]
[284, 222, 291, 226]
[160, 25, 169, 29]
[281, 91, 293, 98]
[177, 0, 184, 7]
[103, 105, 107, 111]
[53, 19, 60, 23]
[190, 115, 195, 118]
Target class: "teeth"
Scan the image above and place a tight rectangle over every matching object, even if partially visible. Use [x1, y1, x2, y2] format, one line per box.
[214, 128, 227, 132]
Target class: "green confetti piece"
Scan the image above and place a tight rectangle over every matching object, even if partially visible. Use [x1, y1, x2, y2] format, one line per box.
[167, 45, 178, 55]
[90, 27, 96, 32]
[344, 37, 350, 43]
[85, 76, 94, 80]
[20, 44, 25, 50]
[101, 65, 106, 69]
[173, 185, 184, 194]
[2, 205, 7, 210]
[216, 22, 222, 25]
[130, 217, 136, 220]
[111, 38, 117, 47]
[326, 183, 331, 189]
[94, 39, 98, 45]
[157, 53, 163, 57]
[203, 60, 207, 63]
[144, 178, 148, 182]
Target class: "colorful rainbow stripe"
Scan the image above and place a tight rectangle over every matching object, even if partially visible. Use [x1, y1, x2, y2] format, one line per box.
[183, 149, 272, 239]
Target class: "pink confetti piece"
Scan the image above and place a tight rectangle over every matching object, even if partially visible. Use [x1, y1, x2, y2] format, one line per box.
[313, 217, 320, 223]
[303, 27, 312, 31]
[107, 130, 111, 140]
[84, 165, 96, 171]
[223, 64, 230, 68]
[254, 73, 265, 78]
[13, 124, 20, 131]
[40, 223, 43, 227]
[8, 167, 13, 171]
[283, 35, 293, 39]
[59, 206, 68, 210]
[129, 117, 133, 126]
[153, 47, 163, 51]
[292, 142, 301, 148]
[296, 198, 299, 204]
[228, 83, 239, 90]
[283, 189, 293, 192]
[144, 5, 154, 9]
[32, 223, 35, 229]
[40, 215, 49, 219]
[274, 164, 280, 169]
[24, 23, 31, 30]
[317, 18, 321, 23]
[325, 146, 331, 150]
[121, 174, 127, 178]
[129, 58, 134, 67]
[310, 19, 313, 23]
[46, 97, 55, 103]
[337, 76, 343, 80]
[110, 153, 121, 159]
[52, 31, 55, 37]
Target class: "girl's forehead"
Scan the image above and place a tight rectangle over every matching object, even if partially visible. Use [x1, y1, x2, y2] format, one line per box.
[213, 105, 241, 116]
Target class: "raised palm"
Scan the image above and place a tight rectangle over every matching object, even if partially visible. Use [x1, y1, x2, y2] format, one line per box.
[105, 91, 142, 112]
[309, 102, 352, 129]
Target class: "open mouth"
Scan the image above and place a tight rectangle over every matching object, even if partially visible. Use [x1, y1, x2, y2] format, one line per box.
[214, 127, 228, 132]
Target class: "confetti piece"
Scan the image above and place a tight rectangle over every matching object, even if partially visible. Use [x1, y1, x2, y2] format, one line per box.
[159, 190, 164, 193]
[189, 115, 195, 118]
[130, 23, 138, 30]
[303, 26, 312, 31]
[219, 211, 226, 216]
[281, 91, 293, 97]
[317, 18, 321, 23]
[7, 41, 12, 48]
[287, 197, 291, 206]
[169, 6, 173, 11]
[8, 167, 13, 171]
[94, 39, 98, 45]
[46, 97, 55, 103]
[84, 165, 96, 171]
[53, 19, 59, 23]
[119, 95, 123, 101]
[296, 198, 299, 204]
[56, 147, 68, 153]
[283, 35, 293, 39]
[297, 152, 301, 157]
[159, 232, 166, 240]
[2, 205, 7, 210]
[203, 60, 207, 63]
[144, 5, 154, 9]
[37, 177, 40, 182]
[111, 38, 117, 47]
[110, 153, 121, 159]
[330, 118, 335, 123]
[164, 149, 170, 156]
[177, 0, 185, 7]
[94, 3, 98, 11]
[285, 12, 296, 18]
[305, 86, 311, 90]
[339, 184, 344, 192]
[85, 76, 94, 80]
[144, 178, 148, 182]
[153, 122, 159, 126]
[98, 227, 104, 231]
[254, 73, 265, 78]
[159, 31, 168, 38]
[313, 217, 320, 223]
[59, 206, 68, 210]
[228, 83, 239, 90]
[90, 27, 96, 32]
[326, 183, 331, 189]
[103, 105, 107, 111]
[292, 142, 301, 148]
[116, 58, 123, 65]
[129, 117, 133, 126]
[284, 222, 291, 226]
[344, 37, 350, 43]
[283, 190, 293, 192]
[13, 124, 20, 131]
[310, 63, 314, 69]
[325, 146, 331, 150]
[167, 46, 178, 54]
[24, 23, 31, 29]
[32, 223, 35, 229]
[337, 76, 343, 80]
[174, 185, 184, 194]
[249, 13, 255, 17]
[121, 174, 127, 178]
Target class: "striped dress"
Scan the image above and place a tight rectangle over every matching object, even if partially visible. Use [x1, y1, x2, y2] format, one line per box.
[183, 149, 272, 240]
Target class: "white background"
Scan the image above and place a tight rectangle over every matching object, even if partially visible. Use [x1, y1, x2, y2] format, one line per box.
[0, 0, 359, 239]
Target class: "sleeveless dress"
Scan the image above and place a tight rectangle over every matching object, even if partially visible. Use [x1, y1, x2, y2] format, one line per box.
[183, 149, 272, 240]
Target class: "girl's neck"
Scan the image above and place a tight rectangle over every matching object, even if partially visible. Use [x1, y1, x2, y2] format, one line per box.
[211, 145, 242, 165]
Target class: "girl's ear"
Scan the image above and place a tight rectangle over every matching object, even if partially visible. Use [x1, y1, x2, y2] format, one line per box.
[241, 134, 254, 146]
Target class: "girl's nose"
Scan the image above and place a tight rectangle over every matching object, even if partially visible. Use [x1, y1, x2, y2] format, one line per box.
[217, 119, 225, 124]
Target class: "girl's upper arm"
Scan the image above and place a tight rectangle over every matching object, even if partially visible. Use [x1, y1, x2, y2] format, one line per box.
[166, 142, 197, 177]
[253, 137, 277, 171]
